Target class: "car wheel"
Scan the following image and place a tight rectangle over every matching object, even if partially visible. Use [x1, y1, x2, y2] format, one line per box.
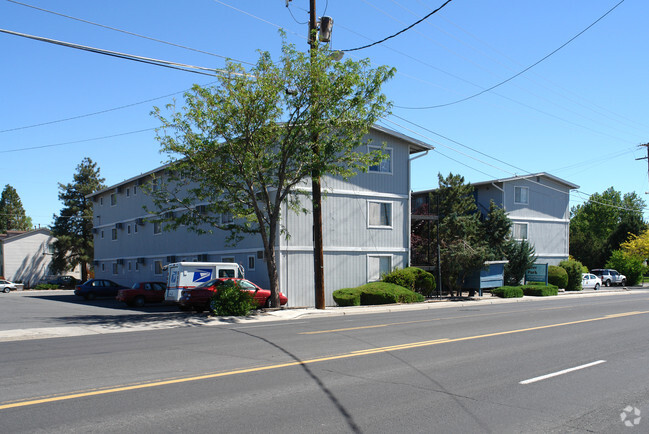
[605, 279, 611, 287]
[621, 279, 627, 286]
[264, 297, 272, 308]
[134, 296, 145, 308]
[2, 287, 9, 293]
[594, 283, 600, 291]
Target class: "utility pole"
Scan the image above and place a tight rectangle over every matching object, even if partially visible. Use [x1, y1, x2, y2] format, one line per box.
[636, 143, 649, 193]
[309, 0, 325, 309]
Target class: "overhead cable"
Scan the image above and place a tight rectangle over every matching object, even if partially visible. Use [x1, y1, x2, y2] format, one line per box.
[6, 0, 255, 65]
[341, 0, 453, 52]
[396, 0, 626, 109]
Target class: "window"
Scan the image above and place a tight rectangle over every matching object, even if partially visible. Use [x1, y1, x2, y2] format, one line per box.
[248, 255, 255, 271]
[221, 213, 233, 224]
[219, 269, 235, 278]
[514, 186, 529, 205]
[101, 263, 105, 272]
[133, 185, 137, 195]
[135, 262, 139, 272]
[127, 225, 131, 235]
[154, 260, 163, 275]
[134, 223, 138, 234]
[110, 193, 117, 206]
[100, 197, 104, 206]
[101, 230, 104, 239]
[368, 201, 392, 227]
[513, 222, 528, 240]
[126, 188, 130, 197]
[368, 255, 392, 281]
[128, 262, 132, 271]
[112, 263, 118, 275]
[111, 228, 117, 240]
[368, 146, 392, 174]
[153, 222, 162, 235]
[96, 215, 101, 225]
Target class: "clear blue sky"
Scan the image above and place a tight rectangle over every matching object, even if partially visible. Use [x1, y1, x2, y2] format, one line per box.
[1, 0, 648, 228]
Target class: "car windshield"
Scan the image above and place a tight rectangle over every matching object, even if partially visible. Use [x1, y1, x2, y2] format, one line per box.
[196, 279, 218, 288]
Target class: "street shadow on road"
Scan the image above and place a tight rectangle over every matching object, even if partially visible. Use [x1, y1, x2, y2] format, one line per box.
[52, 312, 215, 328]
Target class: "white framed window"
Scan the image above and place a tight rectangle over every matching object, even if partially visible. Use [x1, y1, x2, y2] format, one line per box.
[100, 197, 104, 206]
[101, 230, 104, 239]
[154, 260, 163, 275]
[512, 222, 528, 240]
[367, 255, 392, 282]
[221, 256, 235, 263]
[248, 255, 256, 271]
[128, 262, 132, 271]
[126, 188, 130, 197]
[133, 185, 137, 195]
[368, 201, 392, 228]
[127, 225, 131, 235]
[153, 222, 162, 235]
[368, 145, 392, 174]
[135, 262, 139, 272]
[514, 186, 529, 205]
[110, 193, 117, 206]
[111, 228, 117, 240]
[112, 263, 118, 275]
[134, 222, 138, 234]
[101, 263, 105, 272]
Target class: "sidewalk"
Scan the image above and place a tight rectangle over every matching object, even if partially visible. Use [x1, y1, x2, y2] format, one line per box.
[0, 286, 638, 342]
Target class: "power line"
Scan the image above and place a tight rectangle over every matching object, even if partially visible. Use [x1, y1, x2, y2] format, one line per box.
[6, 0, 255, 65]
[0, 28, 255, 78]
[341, 0, 454, 52]
[396, 0, 626, 109]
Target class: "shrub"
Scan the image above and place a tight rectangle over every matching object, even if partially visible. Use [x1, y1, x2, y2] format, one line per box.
[382, 267, 436, 297]
[491, 286, 524, 298]
[522, 284, 558, 296]
[333, 282, 424, 306]
[606, 250, 647, 286]
[209, 281, 256, 316]
[559, 259, 584, 291]
[332, 288, 362, 306]
[33, 283, 59, 290]
[548, 265, 568, 289]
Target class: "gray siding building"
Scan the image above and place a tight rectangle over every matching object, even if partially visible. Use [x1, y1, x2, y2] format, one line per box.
[0, 229, 55, 287]
[89, 126, 433, 306]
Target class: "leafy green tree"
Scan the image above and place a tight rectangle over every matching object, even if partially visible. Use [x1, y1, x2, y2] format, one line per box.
[606, 250, 646, 286]
[50, 158, 105, 281]
[482, 200, 512, 260]
[570, 187, 646, 269]
[503, 240, 536, 286]
[0, 185, 32, 232]
[149, 38, 394, 307]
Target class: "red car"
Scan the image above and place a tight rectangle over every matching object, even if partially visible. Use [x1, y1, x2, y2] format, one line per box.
[179, 278, 288, 312]
[117, 281, 167, 307]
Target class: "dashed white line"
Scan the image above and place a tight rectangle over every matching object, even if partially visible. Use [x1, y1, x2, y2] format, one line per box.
[520, 360, 607, 384]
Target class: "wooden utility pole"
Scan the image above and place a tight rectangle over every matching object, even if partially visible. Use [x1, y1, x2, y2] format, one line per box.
[637, 143, 649, 193]
[309, 0, 325, 309]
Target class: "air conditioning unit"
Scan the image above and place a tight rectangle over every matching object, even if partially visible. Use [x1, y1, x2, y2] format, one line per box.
[136, 218, 145, 226]
[166, 255, 176, 263]
[198, 254, 209, 262]
[92, 228, 98, 234]
[137, 178, 145, 186]
[137, 257, 146, 265]
[115, 187, 122, 194]
[117, 259, 124, 265]
[115, 223, 123, 229]
[257, 250, 266, 260]
[93, 260, 100, 265]
[196, 205, 207, 215]
[165, 211, 175, 219]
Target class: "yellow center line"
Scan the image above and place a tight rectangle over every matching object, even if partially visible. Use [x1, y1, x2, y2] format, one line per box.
[2, 309, 648, 411]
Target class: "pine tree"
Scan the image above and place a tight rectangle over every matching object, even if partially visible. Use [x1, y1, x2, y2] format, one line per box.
[50, 158, 105, 281]
[0, 184, 32, 232]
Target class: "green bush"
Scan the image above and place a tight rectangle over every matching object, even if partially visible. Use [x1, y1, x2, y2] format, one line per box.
[33, 283, 59, 290]
[491, 286, 524, 298]
[548, 265, 568, 289]
[522, 284, 558, 296]
[209, 281, 256, 316]
[559, 259, 584, 291]
[333, 282, 424, 306]
[382, 267, 436, 297]
[606, 250, 647, 286]
[332, 287, 362, 306]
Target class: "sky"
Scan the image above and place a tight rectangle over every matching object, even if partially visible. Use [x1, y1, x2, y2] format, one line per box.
[1, 0, 648, 228]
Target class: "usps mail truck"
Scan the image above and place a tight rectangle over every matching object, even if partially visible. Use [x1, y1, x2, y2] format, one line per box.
[165, 262, 244, 303]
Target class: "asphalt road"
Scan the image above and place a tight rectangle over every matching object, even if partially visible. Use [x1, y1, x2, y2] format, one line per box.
[2, 291, 649, 433]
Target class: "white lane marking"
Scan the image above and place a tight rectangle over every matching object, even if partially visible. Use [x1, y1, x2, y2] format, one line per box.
[520, 360, 606, 385]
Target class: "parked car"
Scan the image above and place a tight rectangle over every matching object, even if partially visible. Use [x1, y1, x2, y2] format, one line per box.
[581, 273, 602, 290]
[74, 279, 129, 300]
[591, 269, 626, 287]
[179, 278, 288, 312]
[117, 282, 167, 307]
[46, 276, 79, 288]
[0, 280, 18, 293]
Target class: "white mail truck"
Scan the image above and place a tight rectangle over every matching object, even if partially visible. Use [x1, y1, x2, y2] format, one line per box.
[164, 262, 244, 303]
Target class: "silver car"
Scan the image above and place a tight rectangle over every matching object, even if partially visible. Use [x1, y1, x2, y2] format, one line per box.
[0, 280, 18, 293]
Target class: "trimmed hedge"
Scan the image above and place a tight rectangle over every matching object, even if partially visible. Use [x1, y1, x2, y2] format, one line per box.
[333, 282, 424, 306]
[382, 267, 436, 297]
[491, 286, 524, 298]
[548, 265, 568, 289]
[559, 259, 584, 291]
[522, 284, 558, 297]
[33, 283, 59, 290]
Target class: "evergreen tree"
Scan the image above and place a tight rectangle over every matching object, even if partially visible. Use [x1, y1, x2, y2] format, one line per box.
[0, 184, 32, 232]
[50, 158, 105, 281]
